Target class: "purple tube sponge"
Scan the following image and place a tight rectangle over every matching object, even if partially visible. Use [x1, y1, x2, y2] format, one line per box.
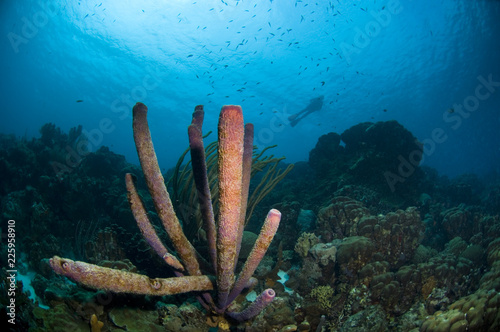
[216, 105, 245, 309]
[226, 209, 281, 306]
[49, 102, 284, 323]
[227, 288, 276, 322]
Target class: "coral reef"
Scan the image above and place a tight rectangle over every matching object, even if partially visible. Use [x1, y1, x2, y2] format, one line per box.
[308, 120, 424, 205]
[1, 106, 500, 331]
[421, 238, 500, 331]
[317, 196, 424, 268]
[284, 195, 497, 330]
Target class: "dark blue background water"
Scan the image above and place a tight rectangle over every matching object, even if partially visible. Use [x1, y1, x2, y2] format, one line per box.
[1, 0, 499, 178]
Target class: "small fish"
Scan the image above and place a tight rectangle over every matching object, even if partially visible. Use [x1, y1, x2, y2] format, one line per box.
[448, 108, 455, 113]
[76, 100, 83, 103]
[321, 81, 325, 86]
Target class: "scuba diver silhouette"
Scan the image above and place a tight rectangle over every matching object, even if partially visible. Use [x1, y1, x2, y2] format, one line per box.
[288, 95, 324, 127]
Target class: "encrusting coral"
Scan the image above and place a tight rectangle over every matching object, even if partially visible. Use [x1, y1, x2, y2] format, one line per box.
[49, 103, 282, 321]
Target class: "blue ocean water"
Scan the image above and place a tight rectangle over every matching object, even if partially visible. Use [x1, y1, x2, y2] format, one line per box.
[1, 0, 499, 178]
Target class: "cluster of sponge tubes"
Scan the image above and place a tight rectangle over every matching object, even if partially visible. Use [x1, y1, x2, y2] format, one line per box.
[50, 102, 281, 321]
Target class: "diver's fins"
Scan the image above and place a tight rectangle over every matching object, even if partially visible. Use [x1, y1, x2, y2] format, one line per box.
[289, 118, 299, 127]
